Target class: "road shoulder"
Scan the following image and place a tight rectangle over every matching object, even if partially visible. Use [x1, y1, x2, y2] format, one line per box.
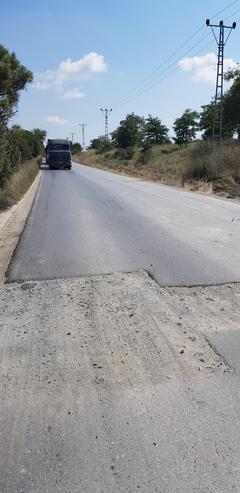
[0, 172, 41, 284]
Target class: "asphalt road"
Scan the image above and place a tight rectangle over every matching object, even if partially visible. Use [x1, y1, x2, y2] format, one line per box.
[7, 163, 240, 285]
[2, 164, 240, 492]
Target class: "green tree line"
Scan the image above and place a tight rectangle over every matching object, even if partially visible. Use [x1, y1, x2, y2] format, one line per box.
[0, 44, 46, 188]
[90, 67, 240, 154]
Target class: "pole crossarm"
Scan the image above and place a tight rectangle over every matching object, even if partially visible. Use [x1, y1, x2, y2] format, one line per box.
[208, 23, 236, 29]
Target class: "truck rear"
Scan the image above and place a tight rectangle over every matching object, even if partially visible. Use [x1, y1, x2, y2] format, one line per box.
[46, 139, 72, 170]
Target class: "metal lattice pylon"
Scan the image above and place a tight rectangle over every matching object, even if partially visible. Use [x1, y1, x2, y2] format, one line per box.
[100, 108, 112, 140]
[206, 19, 236, 141]
[213, 24, 224, 140]
[79, 123, 87, 149]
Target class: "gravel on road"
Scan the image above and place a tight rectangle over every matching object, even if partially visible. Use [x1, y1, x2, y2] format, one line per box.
[1, 271, 240, 492]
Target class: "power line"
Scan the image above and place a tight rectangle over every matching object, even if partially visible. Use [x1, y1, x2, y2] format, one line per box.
[211, 0, 240, 19]
[225, 6, 240, 20]
[113, 11, 239, 108]
[110, 0, 240, 107]
[119, 39, 215, 107]
[116, 34, 214, 107]
[110, 27, 206, 107]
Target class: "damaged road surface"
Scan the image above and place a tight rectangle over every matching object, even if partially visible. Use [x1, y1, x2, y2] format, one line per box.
[2, 166, 240, 491]
[1, 272, 240, 492]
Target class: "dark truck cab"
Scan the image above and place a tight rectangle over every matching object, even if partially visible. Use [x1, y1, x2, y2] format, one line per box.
[46, 139, 72, 169]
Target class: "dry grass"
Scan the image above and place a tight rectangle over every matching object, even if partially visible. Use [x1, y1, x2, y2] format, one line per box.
[0, 158, 40, 211]
[74, 141, 240, 197]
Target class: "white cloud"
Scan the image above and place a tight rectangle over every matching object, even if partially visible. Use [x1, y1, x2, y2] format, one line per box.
[46, 115, 67, 125]
[178, 52, 237, 83]
[35, 52, 107, 91]
[59, 88, 85, 100]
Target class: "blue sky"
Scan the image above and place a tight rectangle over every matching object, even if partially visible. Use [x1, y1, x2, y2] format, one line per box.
[2, 0, 240, 144]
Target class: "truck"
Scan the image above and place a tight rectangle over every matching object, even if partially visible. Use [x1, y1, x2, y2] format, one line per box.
[46, 139, 72, 170]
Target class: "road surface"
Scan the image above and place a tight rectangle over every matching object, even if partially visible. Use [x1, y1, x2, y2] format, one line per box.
[7, 163, 240, 286]
[2, 163, 240, 492]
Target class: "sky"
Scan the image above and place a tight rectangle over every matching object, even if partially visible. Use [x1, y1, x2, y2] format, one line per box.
[1, 0, 240, 145]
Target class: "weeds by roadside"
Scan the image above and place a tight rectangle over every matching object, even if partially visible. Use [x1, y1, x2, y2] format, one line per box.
[0, 158, 40, 211]
[74, 141, 240, 198]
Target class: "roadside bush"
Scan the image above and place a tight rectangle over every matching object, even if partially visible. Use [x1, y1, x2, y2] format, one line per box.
[183, 161, 208, 182]
[138, 148, 153, 166]
[112, 148, 136, 160]
[72, 143, 82, 154]
[89, 136, 113, 154]
[182, 141, 240, 184]
[0, 125, 45, 189]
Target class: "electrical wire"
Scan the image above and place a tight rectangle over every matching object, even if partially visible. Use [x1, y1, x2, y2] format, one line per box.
[211, 0, 240, 19]
[110, 0, 240, 107]
[225, 6, 240, 20]
[110, 26, 205, 106]
[114, 33, 213, 107]
[118, 40, 215, 108]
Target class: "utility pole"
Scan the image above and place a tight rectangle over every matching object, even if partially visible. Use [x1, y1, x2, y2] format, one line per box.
[100, 108, 112, 140]
[79, 123, 87, 149]
[206, 19, 236, 140]
[70, 133, 75, 144]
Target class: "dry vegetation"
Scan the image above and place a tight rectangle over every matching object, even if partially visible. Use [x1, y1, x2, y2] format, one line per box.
[0, 158, 40, 211]
[74, 141, 240, 198]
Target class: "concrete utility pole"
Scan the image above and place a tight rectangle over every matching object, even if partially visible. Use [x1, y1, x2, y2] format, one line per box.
[70, 133, 75, 145]
[100, 108, 112, 140]
[79, 124, 87, 149]
[206, 18, 236, 140]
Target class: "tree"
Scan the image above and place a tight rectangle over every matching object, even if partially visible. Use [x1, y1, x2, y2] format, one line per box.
[223, 67, 240, 140]
[173, 109, 199, 145]
[0, 126, 46, 187]
[10, 126, 47, 160]
[32, 128, 47, 156]
[199, 103, 215, 140]
[33, 128, 47, 144]
[143, 115, 170, 146]
[199, 67, 240, 141]
[0, 124, 10, 187]
[225, 66, 240, 82]
[89, 136, 112, 154]
[72, 142, 82, 154]
[111, 113, 145, 151]
[0, 44, 33, 124]
[199, 102, 233, 140]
